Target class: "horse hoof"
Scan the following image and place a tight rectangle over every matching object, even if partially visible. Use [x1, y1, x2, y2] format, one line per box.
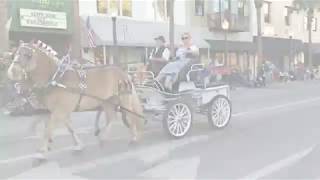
[73, 144, 84, 151]
[33, 153, 47, 160]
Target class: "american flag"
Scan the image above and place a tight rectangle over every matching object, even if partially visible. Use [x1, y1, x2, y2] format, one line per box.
[86, 16, 97, 48]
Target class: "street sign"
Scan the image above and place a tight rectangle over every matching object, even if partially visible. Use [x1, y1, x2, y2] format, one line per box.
[20, 8, 67, 30]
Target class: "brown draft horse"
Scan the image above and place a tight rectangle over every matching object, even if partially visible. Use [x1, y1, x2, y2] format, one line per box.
[7, 42, 144, 154]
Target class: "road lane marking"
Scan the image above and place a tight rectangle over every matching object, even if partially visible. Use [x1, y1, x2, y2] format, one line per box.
[66, 134, 208, 174]
[233, 97, 320, 117]
[241, 146, 314, 180]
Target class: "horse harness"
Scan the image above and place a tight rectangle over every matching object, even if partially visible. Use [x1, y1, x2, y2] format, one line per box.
[37, 54, 144, 119]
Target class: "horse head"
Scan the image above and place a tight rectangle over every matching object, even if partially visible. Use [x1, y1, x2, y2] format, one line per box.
[7, 41, 58, 85]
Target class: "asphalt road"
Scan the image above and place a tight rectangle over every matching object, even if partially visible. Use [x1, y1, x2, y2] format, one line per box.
[1, 81, 320, 179]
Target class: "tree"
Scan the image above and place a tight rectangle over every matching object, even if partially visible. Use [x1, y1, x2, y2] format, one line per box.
[293, 0, 320, 68]
[254, 0, 264, 76]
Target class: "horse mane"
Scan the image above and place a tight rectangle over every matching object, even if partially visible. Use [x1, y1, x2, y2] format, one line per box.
[31, 40, 60, 63]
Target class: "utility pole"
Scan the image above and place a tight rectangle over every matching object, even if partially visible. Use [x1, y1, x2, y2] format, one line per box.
[71, 0, 81, 58]
[169, 0, 175, 57]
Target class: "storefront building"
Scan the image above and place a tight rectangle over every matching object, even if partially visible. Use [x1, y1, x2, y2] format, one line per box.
[79, 0, 254, 71]
[8, 0, 73, 55]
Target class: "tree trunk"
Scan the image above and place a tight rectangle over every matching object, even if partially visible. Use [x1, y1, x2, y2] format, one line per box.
[169, 0, 175, 57]
[71, 0, 81, 59]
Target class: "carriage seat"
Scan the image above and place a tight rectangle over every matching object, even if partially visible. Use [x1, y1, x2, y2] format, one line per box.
[178, 81, 197, 92]
[185, 64, 209, 89]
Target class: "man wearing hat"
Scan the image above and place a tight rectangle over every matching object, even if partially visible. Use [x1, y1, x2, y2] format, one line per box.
[147, 35, 170, 76]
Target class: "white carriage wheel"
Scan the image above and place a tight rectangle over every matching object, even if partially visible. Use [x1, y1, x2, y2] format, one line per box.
[208, 96, 231, 129]
[163, 102, 193, 138]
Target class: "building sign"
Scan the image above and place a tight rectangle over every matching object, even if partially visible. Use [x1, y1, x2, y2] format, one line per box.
[20, 8, 67, 29]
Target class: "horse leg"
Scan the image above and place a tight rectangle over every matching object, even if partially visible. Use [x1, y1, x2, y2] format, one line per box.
[30, 114, 49, 138]
[65, 121, 84, 151]
[122, 94, 144, 144]
[98, 105, 116, 144]
[94, 110, 103, 136]
[38, 114, 55, 154]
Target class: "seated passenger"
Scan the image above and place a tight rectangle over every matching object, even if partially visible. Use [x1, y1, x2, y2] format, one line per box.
[156, 32, 199, 92]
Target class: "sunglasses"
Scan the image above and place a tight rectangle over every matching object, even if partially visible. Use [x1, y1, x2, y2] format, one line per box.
[181, 37, 189, 40]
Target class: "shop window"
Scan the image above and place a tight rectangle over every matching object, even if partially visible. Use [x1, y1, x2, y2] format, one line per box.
[154, 0, 169, 21]
[122, 0, 132, 17]
[304, 17, 318, 31]
[312, 18, 318, 32]
[238, 0, 245, 16]
[285, 7, 292, 26]
[238, 0, 249, 17]
[96, 0, 132, 17]
[195, 0, 205, 16]
[264, 1, 271, 23]
[109, 0, 120, 15]
[97, 0, 107, 14]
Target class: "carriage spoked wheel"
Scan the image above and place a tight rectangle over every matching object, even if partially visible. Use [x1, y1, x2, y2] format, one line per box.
[163, 100, 193, 138]
[207, 95, 232, 129]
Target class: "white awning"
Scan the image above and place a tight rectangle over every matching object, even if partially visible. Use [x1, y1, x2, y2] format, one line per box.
[80, 15, 209, 48]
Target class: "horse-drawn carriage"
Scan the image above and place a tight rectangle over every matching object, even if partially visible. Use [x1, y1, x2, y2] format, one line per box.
[128, 64, 232, 138]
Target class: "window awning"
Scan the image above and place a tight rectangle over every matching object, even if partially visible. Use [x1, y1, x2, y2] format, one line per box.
[80, 15, 210, 48]
[254, 36, 304, 56]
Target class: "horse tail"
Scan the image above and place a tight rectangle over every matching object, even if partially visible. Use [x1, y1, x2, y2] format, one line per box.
[118, 79, 133, 95]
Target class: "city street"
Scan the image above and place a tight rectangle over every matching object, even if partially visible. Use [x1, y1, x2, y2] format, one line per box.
[1, 81, 320, 179]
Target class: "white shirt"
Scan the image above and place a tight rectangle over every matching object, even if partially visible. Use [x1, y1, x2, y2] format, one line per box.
[176, 45, 199, 60]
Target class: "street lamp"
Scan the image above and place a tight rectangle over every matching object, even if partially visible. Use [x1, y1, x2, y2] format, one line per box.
[111, 13, 119, 66]
[222, 19, 229, 67]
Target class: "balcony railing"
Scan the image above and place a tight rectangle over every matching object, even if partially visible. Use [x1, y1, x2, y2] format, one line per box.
[207, 12, 250, 32]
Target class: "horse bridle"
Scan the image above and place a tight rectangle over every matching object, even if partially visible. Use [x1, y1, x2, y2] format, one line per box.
[11, 45, 34, 81]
